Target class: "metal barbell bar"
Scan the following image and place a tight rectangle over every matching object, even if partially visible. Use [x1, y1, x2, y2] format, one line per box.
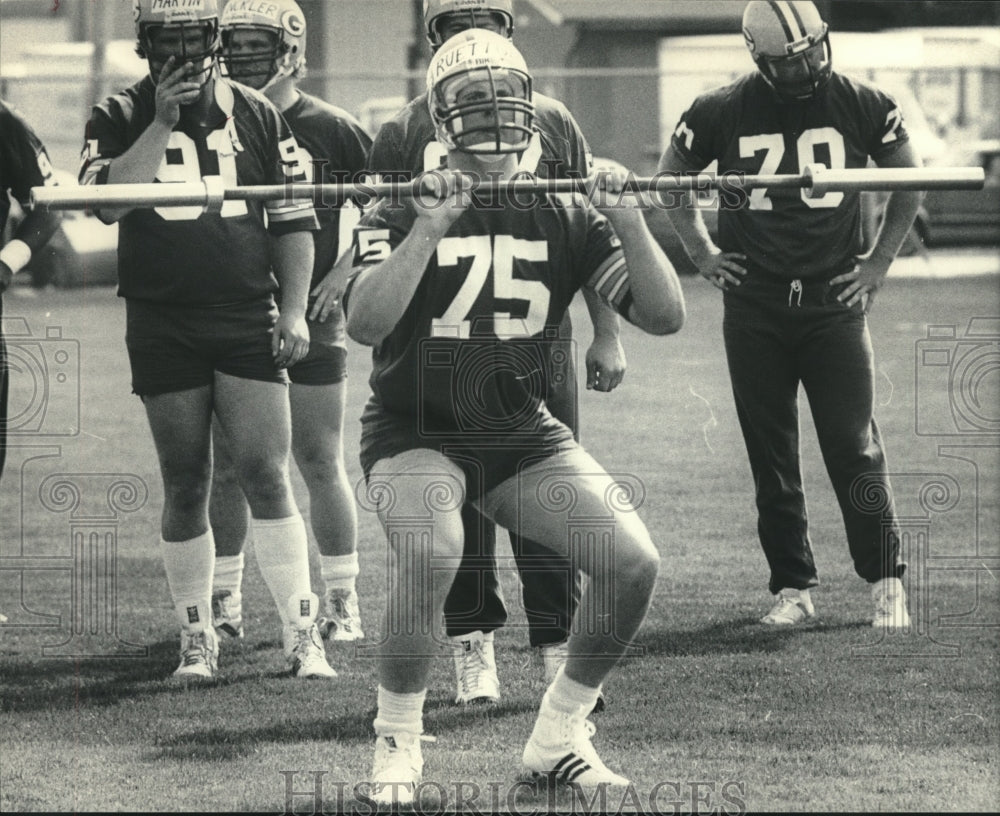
[30, 165, 985, 213]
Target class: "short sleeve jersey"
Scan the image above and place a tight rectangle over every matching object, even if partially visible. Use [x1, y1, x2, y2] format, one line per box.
[1, 100, 55, 235]
[368, 90, 593, 180]
[80, 76, 319, 305]
[281, 92, 372, 286]
[670, 71, 909, 279]
[348, 195, 628, 484]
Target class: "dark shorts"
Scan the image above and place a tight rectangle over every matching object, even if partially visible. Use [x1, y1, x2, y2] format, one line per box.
[287, 300, 348, 386]
[125, 297, 287, 397]
[359, 404, 576, 498]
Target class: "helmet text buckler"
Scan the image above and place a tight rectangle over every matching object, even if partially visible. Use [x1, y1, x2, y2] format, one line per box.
[219, 0, 307, 89]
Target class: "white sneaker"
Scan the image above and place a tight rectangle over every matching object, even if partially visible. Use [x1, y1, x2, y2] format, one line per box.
[318, 587, 364, 642]
[523, 714, 629, 787]
[451, 630, 500, 704]
[283, 592, 337, 679]
[173, 628, 218, 682]
[211, 590, 244, 639]
[370, 732, 428, 808]
[761, 588, 815, 625]
[872, 577, 911, 631]
[541, 641, 606, 713]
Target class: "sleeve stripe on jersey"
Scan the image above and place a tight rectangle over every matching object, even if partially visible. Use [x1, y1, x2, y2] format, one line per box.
[589, 251, 630, 308]
[80, 160, 110, 186]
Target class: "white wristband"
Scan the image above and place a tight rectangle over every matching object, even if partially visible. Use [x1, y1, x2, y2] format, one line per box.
[0, 239, 32, 275]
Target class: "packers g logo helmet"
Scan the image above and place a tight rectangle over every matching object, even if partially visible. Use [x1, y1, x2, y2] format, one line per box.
[742, 0, 832, 102]
[426, 28, 533, 156]
[423, 0, 514, 50]
[220, 0, 307, 89]
[133, 0, 221, 86]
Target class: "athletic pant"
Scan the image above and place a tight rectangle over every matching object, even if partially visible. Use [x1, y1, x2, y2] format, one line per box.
[722, 271, 905, 594]
[444, 313, 583, 647]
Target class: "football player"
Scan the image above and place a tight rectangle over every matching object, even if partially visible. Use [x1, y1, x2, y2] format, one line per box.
[210, 0, 371, 647]
[345, 30, 685, 806]
[366, 0, 626, 709]
[80, 0, 334, 681]
[0, 100, 62, 485]
[658, 0, 920, 629]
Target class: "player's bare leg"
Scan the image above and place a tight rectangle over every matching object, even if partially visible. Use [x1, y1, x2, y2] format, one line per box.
[209, 421, 250, 637]
[290, 381, 363, 640]
[143, 385, 218, 681]
[482, 447, 659, 786]
[214, 372, 335, 678]
[367, 451, 466, 807]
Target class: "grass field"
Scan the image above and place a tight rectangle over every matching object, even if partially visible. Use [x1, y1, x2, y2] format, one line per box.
[1, 270, 998, 813]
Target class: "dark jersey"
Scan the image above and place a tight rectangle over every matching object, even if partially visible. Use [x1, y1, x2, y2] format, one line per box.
[671, 71, 909, 280]
[80, 76, 319, 305]
[368, 90, 592, 180]
[1, 100, 55, 235]
[347, 194, 628, 485]
[281, 91, 371, 287]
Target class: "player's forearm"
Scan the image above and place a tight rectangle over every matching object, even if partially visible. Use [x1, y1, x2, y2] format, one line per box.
[13, 209, 62, 254]
[657, 147, 718, 265]
[614, 214, 686, 335]
[0, 209, 63, 292]
[582, 287, 621, 339]
[96, 120, 174, 222]
[346, 223, 444, 346]
[868, 189, 925, 264]
[273, 231, 315, 319]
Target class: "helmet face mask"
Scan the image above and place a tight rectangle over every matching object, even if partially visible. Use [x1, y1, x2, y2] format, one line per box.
[423, 0, 514, 50]
[220, 26, 283, 89]
[133, 0, 221, 87]
[427, 30, 533, 157]
[742, 0, 832, 102]
[219, 0, 307, 89]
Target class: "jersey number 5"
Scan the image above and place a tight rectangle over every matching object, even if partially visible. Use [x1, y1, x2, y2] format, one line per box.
[433, 235, 550, 340]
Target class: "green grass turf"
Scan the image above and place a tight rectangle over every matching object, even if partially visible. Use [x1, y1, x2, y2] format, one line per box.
[1, 272, 997, 812]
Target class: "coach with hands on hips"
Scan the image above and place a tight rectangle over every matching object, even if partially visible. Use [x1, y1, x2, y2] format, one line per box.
[658, 0, 921, 630]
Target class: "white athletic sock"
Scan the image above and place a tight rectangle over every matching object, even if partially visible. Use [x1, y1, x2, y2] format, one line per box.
[252, 514, 311, 624]
[539, 664, 602, 720]
[373, 686, 426, 736]
[320, 552, 359, 593]
[213, 553, 245, 596]
[160, 531, 215, 632]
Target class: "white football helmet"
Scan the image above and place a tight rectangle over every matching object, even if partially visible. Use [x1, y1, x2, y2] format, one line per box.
[220, 0, 307, 90]
[426, 28, 533, 156]
[742, 0, 832, 102]
[424, 0, 514, 50]
[133, 0, 221, 86]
